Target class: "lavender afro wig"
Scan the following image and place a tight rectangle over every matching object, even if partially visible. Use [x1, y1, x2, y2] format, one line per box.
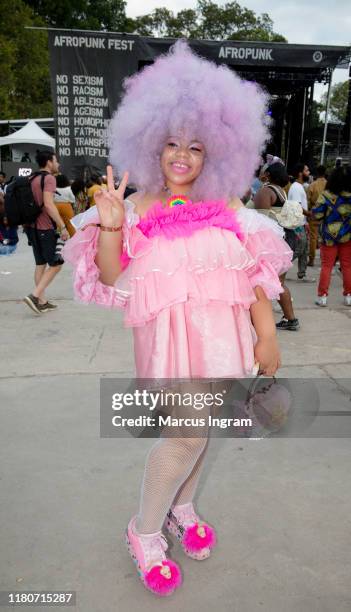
[108, 40, 270, 200]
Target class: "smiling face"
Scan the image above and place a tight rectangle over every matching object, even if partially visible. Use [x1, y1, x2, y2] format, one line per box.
[160, 135, 205, 194]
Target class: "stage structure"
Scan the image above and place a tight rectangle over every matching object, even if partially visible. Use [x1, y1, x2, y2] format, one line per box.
[44, 29, 350, 177]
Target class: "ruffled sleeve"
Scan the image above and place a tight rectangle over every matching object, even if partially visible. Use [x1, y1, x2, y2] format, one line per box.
[237, 207, 293, 299]
[62, 199, 145, 309]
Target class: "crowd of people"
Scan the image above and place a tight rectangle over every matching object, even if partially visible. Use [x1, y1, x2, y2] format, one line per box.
[247, 157, 351, 322]
[0, 148, 350, 319]
[0, 155, 131, 313]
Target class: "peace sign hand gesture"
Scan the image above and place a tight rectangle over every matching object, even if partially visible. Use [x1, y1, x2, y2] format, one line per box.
[94, 165, 129, 228]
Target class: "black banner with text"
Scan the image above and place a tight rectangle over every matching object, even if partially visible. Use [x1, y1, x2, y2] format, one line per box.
[48, 30, 349, 178]
[48, 31, 141, 177]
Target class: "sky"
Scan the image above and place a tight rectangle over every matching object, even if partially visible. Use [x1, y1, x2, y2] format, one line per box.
[126, 0, 351, 100]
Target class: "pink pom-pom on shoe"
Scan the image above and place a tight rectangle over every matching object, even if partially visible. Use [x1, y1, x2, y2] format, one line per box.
[182, 522, 217, 553]
[166, 504, 217, 560]
[144, 560, 182, 596]
[125, 516, 182, 596]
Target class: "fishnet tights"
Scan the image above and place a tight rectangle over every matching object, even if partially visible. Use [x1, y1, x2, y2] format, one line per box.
[135, 383, 211, 534]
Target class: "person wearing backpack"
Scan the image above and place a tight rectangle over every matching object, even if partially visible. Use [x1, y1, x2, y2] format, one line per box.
[22, 150, 69, 314]
[254, 162, 300, 331]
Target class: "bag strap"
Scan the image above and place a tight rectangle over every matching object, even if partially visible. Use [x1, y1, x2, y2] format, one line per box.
[29, 170, 48, 183]
[266, 184, 287, 204]
[245, 374, 277, 411]
[29, 171, 49, 228]
[29, 170, 49, 201]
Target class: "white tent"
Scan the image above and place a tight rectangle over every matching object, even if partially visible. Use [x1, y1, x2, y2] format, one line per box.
[0, 120, 55, 148]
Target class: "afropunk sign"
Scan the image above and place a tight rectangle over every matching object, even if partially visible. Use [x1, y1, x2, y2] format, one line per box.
[48, 30, 349, 177]
[219, 47, 273, 60]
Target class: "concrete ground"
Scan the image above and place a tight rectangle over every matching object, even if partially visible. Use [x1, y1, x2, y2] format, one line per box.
[1, 233, 351, 612]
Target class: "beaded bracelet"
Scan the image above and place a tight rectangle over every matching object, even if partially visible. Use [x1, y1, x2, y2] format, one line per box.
[81, 223, 123, 232]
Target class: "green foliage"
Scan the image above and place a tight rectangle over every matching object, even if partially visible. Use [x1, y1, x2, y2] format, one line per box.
[131, 0, 287, 42]
[321, 81, 349, 124]
[310, 100, 323, 129]
[25, 0, 129, 31]
[0, 0, 286, 121]
[0, 0, 52, 119]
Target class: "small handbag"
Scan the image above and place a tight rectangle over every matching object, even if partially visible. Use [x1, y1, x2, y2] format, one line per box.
[233, 375, 293, 439]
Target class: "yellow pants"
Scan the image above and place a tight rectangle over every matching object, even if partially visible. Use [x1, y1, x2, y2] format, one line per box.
[55, 202, 76, 237]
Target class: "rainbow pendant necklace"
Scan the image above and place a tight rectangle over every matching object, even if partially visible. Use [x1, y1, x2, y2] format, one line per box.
[167, 194, 191, 207]
[163, 186, 192, 208]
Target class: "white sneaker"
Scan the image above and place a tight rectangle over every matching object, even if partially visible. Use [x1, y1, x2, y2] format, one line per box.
[315, 295, 328, 307]
[344, 295, 351, 307]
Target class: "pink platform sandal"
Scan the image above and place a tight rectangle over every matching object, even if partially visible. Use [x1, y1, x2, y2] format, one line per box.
[165, 502, 217, 560]
[125, 516, 182, 596]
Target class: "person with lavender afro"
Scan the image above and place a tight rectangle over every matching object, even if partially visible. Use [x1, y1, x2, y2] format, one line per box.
[63, 41, 293, 596]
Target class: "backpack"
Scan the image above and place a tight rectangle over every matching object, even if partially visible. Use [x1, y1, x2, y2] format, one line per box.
[4, 171, 48, 227]
[266, 184, 305, 229]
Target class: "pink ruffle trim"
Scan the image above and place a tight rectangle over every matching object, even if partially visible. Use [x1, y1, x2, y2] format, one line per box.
[244, 231, 293, 299]
[137, 199, 244, 241]
[62, 225, 125, 309]
[62, 202, 293, 320]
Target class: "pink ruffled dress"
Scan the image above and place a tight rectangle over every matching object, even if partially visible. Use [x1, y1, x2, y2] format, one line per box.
[63, 199, 292, 379]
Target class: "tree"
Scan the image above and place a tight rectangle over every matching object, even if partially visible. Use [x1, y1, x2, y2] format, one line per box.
[1, 0, 285, 121]
[0, 0, 52, 120]
[25, 0, 131, 32]
[131, 0, 287, 42]
[309, 100, 323, 129]
[321, 81, 348, 124]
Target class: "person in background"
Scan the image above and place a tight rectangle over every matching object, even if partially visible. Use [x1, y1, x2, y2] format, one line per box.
[87, 175, 107, 207]
[71, 179, 89, 215]
[53, 174, 76, 237]
[0, 172, 6, 193]
[254, 162, 299, 331]
[55, 174, 75, 204]
[251, 168, 262, 197]
[312, 165, 351, 307]
[307, 165, 327, 266]
[23, 150, 69, 314]
[21, 152, 31, 162]
[0, 190, 18, 255]
[288, 163, 313, 281]
[124, 183, 138, 198]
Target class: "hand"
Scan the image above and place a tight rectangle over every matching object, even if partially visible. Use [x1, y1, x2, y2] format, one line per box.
[60, 228, 69, 241]
[95, 165, 129, 227]
[254, 337, 281, 376]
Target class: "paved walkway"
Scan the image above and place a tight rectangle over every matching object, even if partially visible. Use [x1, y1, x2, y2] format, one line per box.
[1, 234, 350, 612]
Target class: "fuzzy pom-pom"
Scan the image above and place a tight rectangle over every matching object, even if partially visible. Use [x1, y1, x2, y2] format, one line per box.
[109, 40, 270, 200]
[182, 523, 217, 552]
[144, 560, 182, 596]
